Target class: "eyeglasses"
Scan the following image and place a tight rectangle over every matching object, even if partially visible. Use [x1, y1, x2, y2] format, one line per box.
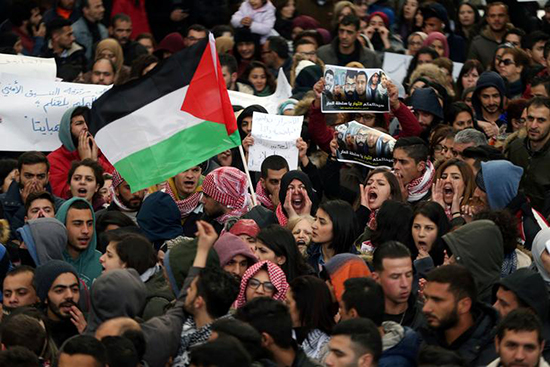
[248, 278, 276, 293]
[497, 58, 515, 66]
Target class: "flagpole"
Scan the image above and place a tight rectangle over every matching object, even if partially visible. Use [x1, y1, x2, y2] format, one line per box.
[238, 145, 258, 207]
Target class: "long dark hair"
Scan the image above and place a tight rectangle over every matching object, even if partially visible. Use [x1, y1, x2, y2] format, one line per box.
[256, 225, 311, 281]
[317, 200, 359, 254]
[456, 59, 484, 98]
[289, 275, 336, 340]
[370, 200, 413, 247]
[409, 201, 450, 266]
[242, 60, 277, 94]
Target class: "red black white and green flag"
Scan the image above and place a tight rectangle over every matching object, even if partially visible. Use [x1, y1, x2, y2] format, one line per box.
[88, 35, 240, 192]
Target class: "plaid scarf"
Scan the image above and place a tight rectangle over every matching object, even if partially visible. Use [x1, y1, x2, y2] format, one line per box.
[276, 204, 288, 226]
[407, 160, 435, 202]
[161, 178, 203, 219]
[255, 181, 274, 210]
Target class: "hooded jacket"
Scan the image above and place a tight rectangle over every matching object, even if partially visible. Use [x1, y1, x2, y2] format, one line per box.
[137, 191, 184, 250]
[442, 220, 504, 304]
[496, 268, 549, 322]
[379, 322, 421, 367]
[410, 88, 444, 120]
[236, 260, 289, 308]
[17, 218, 66, 266]
[56, 197, 103, 289]
[471, 71, 506, 123]
[419, 302, 499, 365]
[86, 268, 147, 334]
[278, 170, 318, 219]
[47, 106, 114, 198]
[480, 160, 523, 210]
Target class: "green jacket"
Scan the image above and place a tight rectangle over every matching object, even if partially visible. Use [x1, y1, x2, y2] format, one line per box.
[506, 136, 550, 212]
[56, 197, 103, 289]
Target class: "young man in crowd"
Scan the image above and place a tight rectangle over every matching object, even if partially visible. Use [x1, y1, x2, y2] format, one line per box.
[109, 13, 147, 65]
[262, 35, 291, 80]
[325, 318, 383, 367]
[71, 0, 108, 63]
[372, 241, 424, 329]
[2, 265, 38, 314]
[472, 71, 507, 129]
[219, 53, 254, 94]
[24, 190, 56, 220]
[524, 31, 550, 69]
[96, 170, 144, 223]
[56, 198, 102, 288]
[0, 151, 64, 235]
[489, 309, 549, 367]
[256, 155, 289, 211]
[420, 264, 498, 365]
[34, 260, 82, 348]
[57, 335, 108, 367]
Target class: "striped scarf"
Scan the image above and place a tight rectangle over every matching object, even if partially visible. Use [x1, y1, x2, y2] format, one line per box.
[161, 178, 202, 219]
[407, 160, 435, 202]
[255, 181, 274, 210]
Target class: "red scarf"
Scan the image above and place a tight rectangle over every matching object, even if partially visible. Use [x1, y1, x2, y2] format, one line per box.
[255, 181, 274, 210]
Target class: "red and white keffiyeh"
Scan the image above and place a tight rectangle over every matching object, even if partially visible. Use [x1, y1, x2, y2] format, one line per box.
[407, 160, 435, 202]
[235, 260, 289, 308]
[161, 178, 202, 219]
[255, 181, 274, 211]
[202, 167, 251, 224]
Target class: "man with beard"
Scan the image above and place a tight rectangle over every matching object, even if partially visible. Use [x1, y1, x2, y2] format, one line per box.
[0, 151, 65, 236]
[342, 70, 357, 102]
[34, 260, 82, 348]
[2, 266, 38, 316]
[47, 106, 114, 199]
[56, 198, 102, 289]
[355, 71, 367, 102]
[213, 233, 257, 280]
[97, 170, 144, 224]
[324, 69, 335, 100]
[507, 97, 550, 214]
[471, 71, 507, 131]
[109, 13, 147, 66]
[200, 167, 251, 234]
[489, 310, 550, 367]
[172, 224, 240, 367]
[420, 264, 498, 365]
[72, 0, 108, 63]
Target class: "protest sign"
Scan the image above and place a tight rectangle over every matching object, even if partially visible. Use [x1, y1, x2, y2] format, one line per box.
[0, 54, 57, 80]
[228, 68, 292, 114]
[0, 73, 110, 151]
[383, 52, 463, 85]
[247, 112, 304, 172]
[334, 121, 395, 168]
[321, 65, 390, 113]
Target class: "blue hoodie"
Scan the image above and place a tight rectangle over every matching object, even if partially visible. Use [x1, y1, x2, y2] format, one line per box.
[56, 197, 102, 289]
[481, 160, 523, 210]
[472, 71, 507, 123]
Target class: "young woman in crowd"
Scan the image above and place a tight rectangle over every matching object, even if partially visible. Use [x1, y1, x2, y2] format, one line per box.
[286, 276, 336, 362]
[406, 31, 427, 56]
[447, 102, 476, 131]
[422, 32, 449, 58]
[432, 158, 475, 220]
[498, 47, 531, 99]
[287, 215, 315, 255]
[274, 0, 296, 40]
[242, 61, 276, 96]
[455, 2, 481, 44]
[456, 60, 483, 102]
[232, 28, 262, 77]
[235, 260, 289, 308]
[99, 231, 174, 320]
[409, 201, 450, 277]
[277, 170, 319, 226]
[254, 224, 312, 281]
[395, 0, 419, 42]
[429, 125, 453, 167]
[66, 159, 105, 211]
[363, 12, 404, 57]
[491, 43, 514, 74]
[307, 200, 359, 273]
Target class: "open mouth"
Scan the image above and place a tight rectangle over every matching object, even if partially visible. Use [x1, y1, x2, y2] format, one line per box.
[77, 237, 90, 245]
[296, 239, 306, 245]
[417, 241, 428, 250]
[368, 191, 378, 203]
[77, 188, 88, 196]
[443, 186, 453, 196]
[291, 194, 304, 211]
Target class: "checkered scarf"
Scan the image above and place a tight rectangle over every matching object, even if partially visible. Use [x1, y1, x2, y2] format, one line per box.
[407, 160, 435, 202]
[109, 170, 133, 212]
[236, 260, 288, 308]
[276, 204, 288, 226]
[202, 167, 250, 224]
[255, 181, 274, 210]
[161, 178, 203, 219]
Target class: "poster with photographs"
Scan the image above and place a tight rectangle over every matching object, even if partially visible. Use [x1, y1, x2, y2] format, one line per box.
[321, 65, 390, 113]
[334, 122, 395, 168]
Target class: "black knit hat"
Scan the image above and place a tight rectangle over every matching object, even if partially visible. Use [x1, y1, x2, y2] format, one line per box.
[34, 260, 79, 303]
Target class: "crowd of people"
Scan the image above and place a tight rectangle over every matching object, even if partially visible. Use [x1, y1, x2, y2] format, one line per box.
[2, 0, 550, 366]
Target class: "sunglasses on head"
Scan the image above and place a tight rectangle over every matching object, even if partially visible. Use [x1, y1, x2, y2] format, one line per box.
[248, 278, 276, 293]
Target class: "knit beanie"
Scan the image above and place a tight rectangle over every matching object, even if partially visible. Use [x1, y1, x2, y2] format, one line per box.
[325, 254, 371, 302]
[34, 260, 79, 302]
[214, 233, 257, 268]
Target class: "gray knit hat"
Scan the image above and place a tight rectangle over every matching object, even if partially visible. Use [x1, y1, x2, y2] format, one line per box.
[34, 260, 79, 302]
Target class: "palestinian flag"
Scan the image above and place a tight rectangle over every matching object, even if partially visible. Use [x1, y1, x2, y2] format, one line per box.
[88, 35, 240, 192]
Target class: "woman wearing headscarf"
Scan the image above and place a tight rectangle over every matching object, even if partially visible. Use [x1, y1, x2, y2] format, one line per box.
[95, 38, 131, 85]
[422, 32, 449, 58]
[235, 260, 289, 308]
[276, 171, 318, 227]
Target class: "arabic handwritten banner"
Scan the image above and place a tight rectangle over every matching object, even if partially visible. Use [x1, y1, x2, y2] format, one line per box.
[228, 68, 292, 114]
[0, 54, 57, 80]
[383, 52, 463, 84]
[0, 73, 110, 151]
[334, 121, 396, 168]
[247, 112, 304, 172]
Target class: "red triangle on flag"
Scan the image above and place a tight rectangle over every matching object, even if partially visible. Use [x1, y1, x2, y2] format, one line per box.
[181, 40, 237, 136]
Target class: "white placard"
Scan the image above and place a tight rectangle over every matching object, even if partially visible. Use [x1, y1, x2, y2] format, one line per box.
[0, 54, 57, 80]
[247, 112, 304, 172]
[0, 73, 111, 151]
[383, 52, 463, 84]
[228, 68, 292, 114]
